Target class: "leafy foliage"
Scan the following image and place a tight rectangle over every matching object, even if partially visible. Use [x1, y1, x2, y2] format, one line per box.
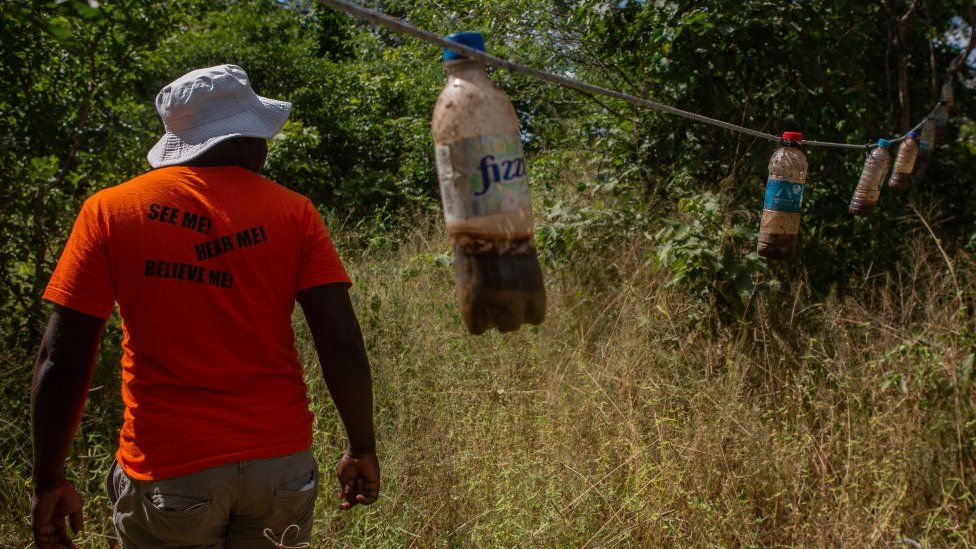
[0, 0, 973, 354]
[655, 189, 767, 312]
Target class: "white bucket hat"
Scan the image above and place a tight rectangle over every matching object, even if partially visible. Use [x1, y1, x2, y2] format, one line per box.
[147, 64, 292, 168]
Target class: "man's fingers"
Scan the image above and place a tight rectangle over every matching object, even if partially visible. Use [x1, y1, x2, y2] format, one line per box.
[53, 512, 74, 547]
[339, 481, 358, 510]
[35, 532, 60, 549]
[53, 512, 67, 537]
[355, 482, 379, 505]
[349, 475, 378, 505]
[345, 485, 358, 505]
[69, 508, 84, 534]
[354, 493, 377, 504]
[34, 521, 59, 546]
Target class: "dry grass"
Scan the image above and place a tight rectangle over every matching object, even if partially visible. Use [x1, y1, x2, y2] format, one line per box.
[2, 224, 975, 547]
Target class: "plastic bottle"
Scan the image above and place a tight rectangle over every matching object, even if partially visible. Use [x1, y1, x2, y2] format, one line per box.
[934, 79, 952, 138]
[942, 78, 955, 110]
[431, 31, 546, 335]
[914, 118, 937, 184]
[932, 100, 949, 139]
[849, 139, 892, 216]
[758, 131, 807, 260]
[887, 130, 919, 190]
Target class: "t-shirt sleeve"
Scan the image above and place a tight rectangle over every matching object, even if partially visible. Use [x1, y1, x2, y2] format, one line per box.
[43, 198, 116, 319]
[296, 199, 351, 293]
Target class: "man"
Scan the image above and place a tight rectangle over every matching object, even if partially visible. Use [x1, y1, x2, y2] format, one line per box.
[30, 64, 379, 548]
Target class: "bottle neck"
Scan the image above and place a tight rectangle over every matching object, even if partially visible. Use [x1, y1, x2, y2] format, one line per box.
[444, 59, 489, 81]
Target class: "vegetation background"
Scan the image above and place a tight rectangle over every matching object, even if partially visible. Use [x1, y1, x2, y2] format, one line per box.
[2, 0, 975, 545]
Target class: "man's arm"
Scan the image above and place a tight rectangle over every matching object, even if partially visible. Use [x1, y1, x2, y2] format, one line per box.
[296, 283, 379, 510]
[31, 304, 106, 548]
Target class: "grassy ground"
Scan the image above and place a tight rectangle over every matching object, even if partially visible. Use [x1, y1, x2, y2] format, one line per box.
[2, 224, 975, 547]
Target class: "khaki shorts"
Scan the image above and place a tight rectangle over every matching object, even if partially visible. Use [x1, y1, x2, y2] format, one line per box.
[106, 448, 318, 548]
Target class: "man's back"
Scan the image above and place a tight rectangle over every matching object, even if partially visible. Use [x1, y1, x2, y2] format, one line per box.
[31, 65, 377, 549]
[45, 165, 350, 480]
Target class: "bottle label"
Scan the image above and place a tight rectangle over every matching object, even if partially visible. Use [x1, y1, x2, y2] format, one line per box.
[435, 134, 532, 235]
[764, 179, 804, 213]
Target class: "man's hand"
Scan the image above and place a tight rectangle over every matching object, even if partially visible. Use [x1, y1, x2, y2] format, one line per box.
[31, 481, 84, 549]
[336, 449, 380, 510]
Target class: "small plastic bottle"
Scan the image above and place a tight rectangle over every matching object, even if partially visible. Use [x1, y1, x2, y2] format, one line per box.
[758, 131, 807, 260]
[942, 78, 955, 109]
[431, 31, 546, 335]
[914, 118, 937, 184]
[887, 130, 919, 190]
[934, 79, 953, 138]
[849, 139, 892, 216]
[932, 100, 949, 139]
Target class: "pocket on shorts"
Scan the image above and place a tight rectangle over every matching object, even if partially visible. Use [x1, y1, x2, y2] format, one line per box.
[145, 491, 212, 516]
[138, 487, 216, 544]
[274, 463, 318, 498]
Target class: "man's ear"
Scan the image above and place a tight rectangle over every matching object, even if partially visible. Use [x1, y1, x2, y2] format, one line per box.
[242, 137, 269, 174]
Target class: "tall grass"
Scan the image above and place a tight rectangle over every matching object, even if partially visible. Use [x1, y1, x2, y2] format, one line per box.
[2, 220, 975, 547]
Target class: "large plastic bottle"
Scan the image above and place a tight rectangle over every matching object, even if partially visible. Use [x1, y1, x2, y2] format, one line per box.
[849, 139, 892, 216]
[758, 131, 807, 260]
[887, 130, 919, 190]
[431, 31, 546, 335]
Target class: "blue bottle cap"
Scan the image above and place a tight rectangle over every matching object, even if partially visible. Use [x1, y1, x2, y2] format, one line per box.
[443, 32, 485, 61]
[877, 138, 891, 148]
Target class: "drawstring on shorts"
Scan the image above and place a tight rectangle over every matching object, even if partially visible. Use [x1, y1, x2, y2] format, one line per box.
[262, 524, 310, 549]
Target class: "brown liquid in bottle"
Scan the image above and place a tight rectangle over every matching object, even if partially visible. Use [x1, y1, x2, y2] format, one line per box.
[453, 239, 546, 334]
[888, 132, 918, 191]
[849, 140, 892, 216]
[432, 34, 546, 334]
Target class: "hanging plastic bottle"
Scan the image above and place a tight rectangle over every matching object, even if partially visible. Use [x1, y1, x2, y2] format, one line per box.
[934, 79, 953, 138]
[887, 130, 919, 190]
[914, 118, 937, 184]
[941, 78, 955, 109]
[919, 118, 937, 157]
[849, 139, 892, 216]
[758, 132, 807, 260]
[932, 100, 949, 139]
[431, 31, 546, 335]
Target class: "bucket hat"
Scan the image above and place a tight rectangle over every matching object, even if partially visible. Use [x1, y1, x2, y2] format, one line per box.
[147, 64, 291, 168]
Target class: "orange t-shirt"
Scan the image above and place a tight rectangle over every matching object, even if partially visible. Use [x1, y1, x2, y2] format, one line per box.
[43, 166, 350, 480]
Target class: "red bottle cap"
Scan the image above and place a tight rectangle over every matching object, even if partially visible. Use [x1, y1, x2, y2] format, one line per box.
[782, 131, 803, 142]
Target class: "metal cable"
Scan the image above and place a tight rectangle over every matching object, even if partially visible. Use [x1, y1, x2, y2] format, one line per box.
[315, 0, 947, 152]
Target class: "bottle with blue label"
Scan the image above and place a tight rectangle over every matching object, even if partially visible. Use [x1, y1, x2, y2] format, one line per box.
[758, 131, 807, 260]
[849, 139, 892, 216]
[888, 130, 919, 190]
[432, 31, 546, 334]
